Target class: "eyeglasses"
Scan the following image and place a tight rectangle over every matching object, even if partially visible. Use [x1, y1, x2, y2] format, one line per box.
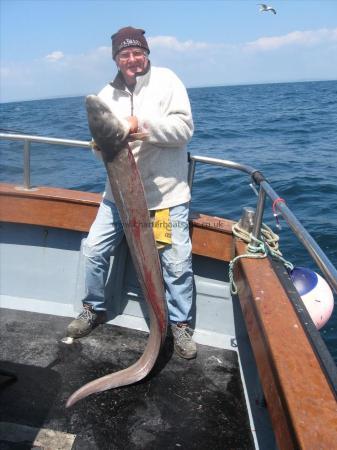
[118, 50, 147, 61]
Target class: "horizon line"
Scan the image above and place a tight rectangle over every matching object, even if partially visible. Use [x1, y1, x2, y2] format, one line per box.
[1, 78, 336, 104]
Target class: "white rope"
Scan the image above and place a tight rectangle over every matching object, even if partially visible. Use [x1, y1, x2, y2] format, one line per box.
[229, 222, 293, 295]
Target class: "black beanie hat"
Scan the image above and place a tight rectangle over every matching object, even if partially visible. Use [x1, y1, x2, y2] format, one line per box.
[111, 26, 150, 59]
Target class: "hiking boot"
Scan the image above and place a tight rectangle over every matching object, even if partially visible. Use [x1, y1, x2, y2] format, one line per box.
[171, 322, 197, 359]
[66, 304, 104, 338]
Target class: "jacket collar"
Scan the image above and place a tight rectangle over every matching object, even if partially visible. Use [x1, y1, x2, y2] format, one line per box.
[110, 61, 151, 93]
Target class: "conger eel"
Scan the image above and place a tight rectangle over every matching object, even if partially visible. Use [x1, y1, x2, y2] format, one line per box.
[66, 95, 167, 408]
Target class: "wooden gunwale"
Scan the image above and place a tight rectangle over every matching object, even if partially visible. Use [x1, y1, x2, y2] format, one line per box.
[0, 183, 100, 233]
[235, 240, 337, 449]
[0, 183, 235, 259]
[1, 182, 337, 449]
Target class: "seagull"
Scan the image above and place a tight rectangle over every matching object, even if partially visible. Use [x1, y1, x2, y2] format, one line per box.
[259, 4, 277, 14]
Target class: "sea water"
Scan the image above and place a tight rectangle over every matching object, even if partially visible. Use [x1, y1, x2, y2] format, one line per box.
[1, 80, 336, 362]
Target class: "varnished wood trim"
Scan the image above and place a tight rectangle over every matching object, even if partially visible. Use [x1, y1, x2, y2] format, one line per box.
[189, 213, 234, 262]
[0, 183, 101, 204]
[0, 184, 235, 260]
[189, 213, 233, 233]
[0, 183, 101, 232]
[235, 239, 337, 449]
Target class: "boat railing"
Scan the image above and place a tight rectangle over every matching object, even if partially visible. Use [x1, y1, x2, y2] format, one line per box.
[0, 133, 92, 191]
[1, 132, 337, 294]
[188, 155, 337, 294]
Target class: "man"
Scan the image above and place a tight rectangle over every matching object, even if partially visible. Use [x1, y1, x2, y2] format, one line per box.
[67, 26, 196, 359]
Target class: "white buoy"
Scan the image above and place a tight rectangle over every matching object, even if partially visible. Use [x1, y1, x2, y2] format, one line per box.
[290, 267, 334, 329]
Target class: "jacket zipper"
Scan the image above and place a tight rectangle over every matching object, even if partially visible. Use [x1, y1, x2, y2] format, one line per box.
[130, 92, 134, 116]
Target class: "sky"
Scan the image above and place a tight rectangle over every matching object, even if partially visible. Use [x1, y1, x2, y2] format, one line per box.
[1, 0, 337, 102]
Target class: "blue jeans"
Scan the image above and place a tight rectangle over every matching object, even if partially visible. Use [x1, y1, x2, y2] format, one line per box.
[82, 199, 193, 324]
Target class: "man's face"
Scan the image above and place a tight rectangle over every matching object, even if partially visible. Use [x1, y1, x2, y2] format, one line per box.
[116, 46, 149, 85]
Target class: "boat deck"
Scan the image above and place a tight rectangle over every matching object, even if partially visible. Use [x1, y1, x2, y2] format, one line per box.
[0, 309, 254, 450]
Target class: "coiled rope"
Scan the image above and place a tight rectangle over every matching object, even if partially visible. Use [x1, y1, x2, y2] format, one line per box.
[229, 222, 293, 295]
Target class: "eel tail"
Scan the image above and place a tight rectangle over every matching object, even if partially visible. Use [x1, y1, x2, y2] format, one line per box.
[66, 309, 160, 408]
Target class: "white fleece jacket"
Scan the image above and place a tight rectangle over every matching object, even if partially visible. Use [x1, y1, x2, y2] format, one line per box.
[96, 65, 194, 210]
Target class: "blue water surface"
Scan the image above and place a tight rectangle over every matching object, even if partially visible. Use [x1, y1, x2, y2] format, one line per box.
[1, 80, 336, 361]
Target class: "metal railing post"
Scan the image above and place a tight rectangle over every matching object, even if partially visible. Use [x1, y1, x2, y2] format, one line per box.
[188, 158, 196, 192]
[23, 139, 31, 190]
[251, 188, 266, 241]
